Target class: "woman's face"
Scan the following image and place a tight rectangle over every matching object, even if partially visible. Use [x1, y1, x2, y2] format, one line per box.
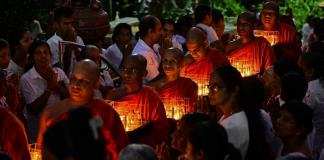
[208, 74, 232, 107]
[275, 109, 299, 138]
[116, 28, 131, 45]
[162, 52, 180, 78]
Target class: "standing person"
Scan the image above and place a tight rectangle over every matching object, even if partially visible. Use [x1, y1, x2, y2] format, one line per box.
[47, 7, 84, 71]
[225, 11, 275, 76]
[208, 65, 273, 160]
[132, 15, 163, 83]
[37, 59, 128, 153]
[20, 40, 69, 142]
[174, 15, 195, 53]
[194, 5, 219, 47]
[161, 19, 183, 51]
[258, 2, 301, 63]
[105, 23, 135, 70]
[106, 55, 169, 147]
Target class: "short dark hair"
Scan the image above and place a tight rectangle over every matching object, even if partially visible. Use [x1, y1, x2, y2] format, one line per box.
[161, 19, 175, 28]
[54, 7, 73, 22]
[212, 9, 224, 24]
[281, 101, 313, 138]
[0, 39, 9, 51]
[194, 5, 212, 23]
[280, 72, 308, 101]
[138, 15, 158, 38]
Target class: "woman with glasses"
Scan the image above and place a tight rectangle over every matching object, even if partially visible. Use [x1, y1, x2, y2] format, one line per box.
[208, 65, 273, 160]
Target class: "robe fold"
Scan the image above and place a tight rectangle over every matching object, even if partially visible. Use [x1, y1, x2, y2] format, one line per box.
[38, 98, 128, 157]
[228, 37, 275, 76]
[157, 77, 198, 112]
[0, 108, 31, 160]
[113, 86, 169, 147]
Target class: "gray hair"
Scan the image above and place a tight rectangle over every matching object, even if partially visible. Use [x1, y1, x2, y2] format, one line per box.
[118, 144, 158, 160]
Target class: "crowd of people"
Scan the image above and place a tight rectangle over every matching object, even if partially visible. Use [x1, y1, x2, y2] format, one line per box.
[0, 0, 324, 160]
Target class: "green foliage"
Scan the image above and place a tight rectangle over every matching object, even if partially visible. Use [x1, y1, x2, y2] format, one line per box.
[282, 0, 324, 31]
[212, 0, 245, 17]
[162, 1, 194, 21]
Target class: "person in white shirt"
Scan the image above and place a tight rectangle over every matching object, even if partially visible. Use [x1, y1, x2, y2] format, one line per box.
[161, 19, 183, 51]
[174, 15, 195, 53]
[132, 15, 163, 83]
[105, 23, 134, 70]
[20, 40, 69, 142]
[47, 7, 84, 69]
[209, 65, 274, 160]
[194, 5, 219, 46]
[299, 52, 324, 160]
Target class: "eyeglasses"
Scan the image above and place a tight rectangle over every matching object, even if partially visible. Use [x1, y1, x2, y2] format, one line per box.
[207, 83, 226, 93]
[119, 68, 139, 74]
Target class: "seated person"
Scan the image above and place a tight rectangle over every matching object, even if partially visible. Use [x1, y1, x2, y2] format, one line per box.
[148, 48, 198, 114]
[37, 59, 128, 152]
[106, 54, 169, 147]
[225, 11, 275, 76]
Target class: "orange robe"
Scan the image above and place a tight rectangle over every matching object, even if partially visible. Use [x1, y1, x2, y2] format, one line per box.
[272, 23, 301, 63]
[114, 86, 169, 147]
[0, 108, 31, 160]
[157, 77, 198, 112]
[228, 37, 275, 75]
[39, 98, 128, 155]
[181, 48, 230, 78]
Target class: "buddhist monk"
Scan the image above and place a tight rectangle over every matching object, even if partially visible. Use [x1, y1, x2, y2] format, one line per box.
[148, 47, 198, 113]
[105, 54, 169, 147]
[38, 59, 128, 153]
[180, 27, 230, 95]
[225, 11, 275, 76]
[259, 1, 301, 63]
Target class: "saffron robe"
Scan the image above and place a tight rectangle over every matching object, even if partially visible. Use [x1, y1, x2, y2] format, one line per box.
[38, 98, 128, 153]
[157, 77, 198, 112]
[0, 108, 31, 160]
[228, 37, 276, 76]
[112, 86, 169, 147]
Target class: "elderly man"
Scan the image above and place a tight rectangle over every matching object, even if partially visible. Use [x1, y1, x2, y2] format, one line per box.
[225, 11, 275, 76]
[106, 55, 169, 147]
[37, 59, 128, 152]
[132, 15, 163, 83]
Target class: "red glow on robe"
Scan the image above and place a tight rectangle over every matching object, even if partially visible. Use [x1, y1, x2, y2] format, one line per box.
[181, 48, 230, 80]
[0, 108, 31, 160]
[157, 77, 198, 112]
[228, 37, 275, 75]
[115, 86, 169, 147]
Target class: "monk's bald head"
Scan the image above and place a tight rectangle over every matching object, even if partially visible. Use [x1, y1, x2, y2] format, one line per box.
[238, 11, 256, 24]
[123, 55, 147, 72]
[73, 59, 100, 82]
[263, 1, 279, 14]
[187, 27, 207, 44]
[165, 47, 184, 63]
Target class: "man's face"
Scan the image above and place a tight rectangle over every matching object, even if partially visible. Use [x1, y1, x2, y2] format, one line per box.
[212, 19, 225, 38]
[237, 17, 253, 38]
[0, 47, 10, 69]
[261, 8, 278, 30]
[33, 44, 51, 68]
[69, 69, 97, 103]
[163, 23, 175, 38]
[116, 28, 132, 46]
[186, 41, 207, 62]
[56, 17, 75, 40]
[120, 61, 144, 87]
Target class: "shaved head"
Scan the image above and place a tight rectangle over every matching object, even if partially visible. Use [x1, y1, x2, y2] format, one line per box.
[238, 11, 256, 24]
[263, 1, 279, 14]
[187, 27, 207, 43]
[165, 47, 184, 63]
[73, 59, 100, 83]
[123, 55, 147, 72]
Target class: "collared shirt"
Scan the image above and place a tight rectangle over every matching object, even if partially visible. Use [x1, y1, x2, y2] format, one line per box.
[196, 23, 219, 44]
[20, 66, 69, 142]
[132, 38, 161, 83]
[47, 33, 84, 66]
[105, 43, 123, 70]
[6, 60, 24, 76]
